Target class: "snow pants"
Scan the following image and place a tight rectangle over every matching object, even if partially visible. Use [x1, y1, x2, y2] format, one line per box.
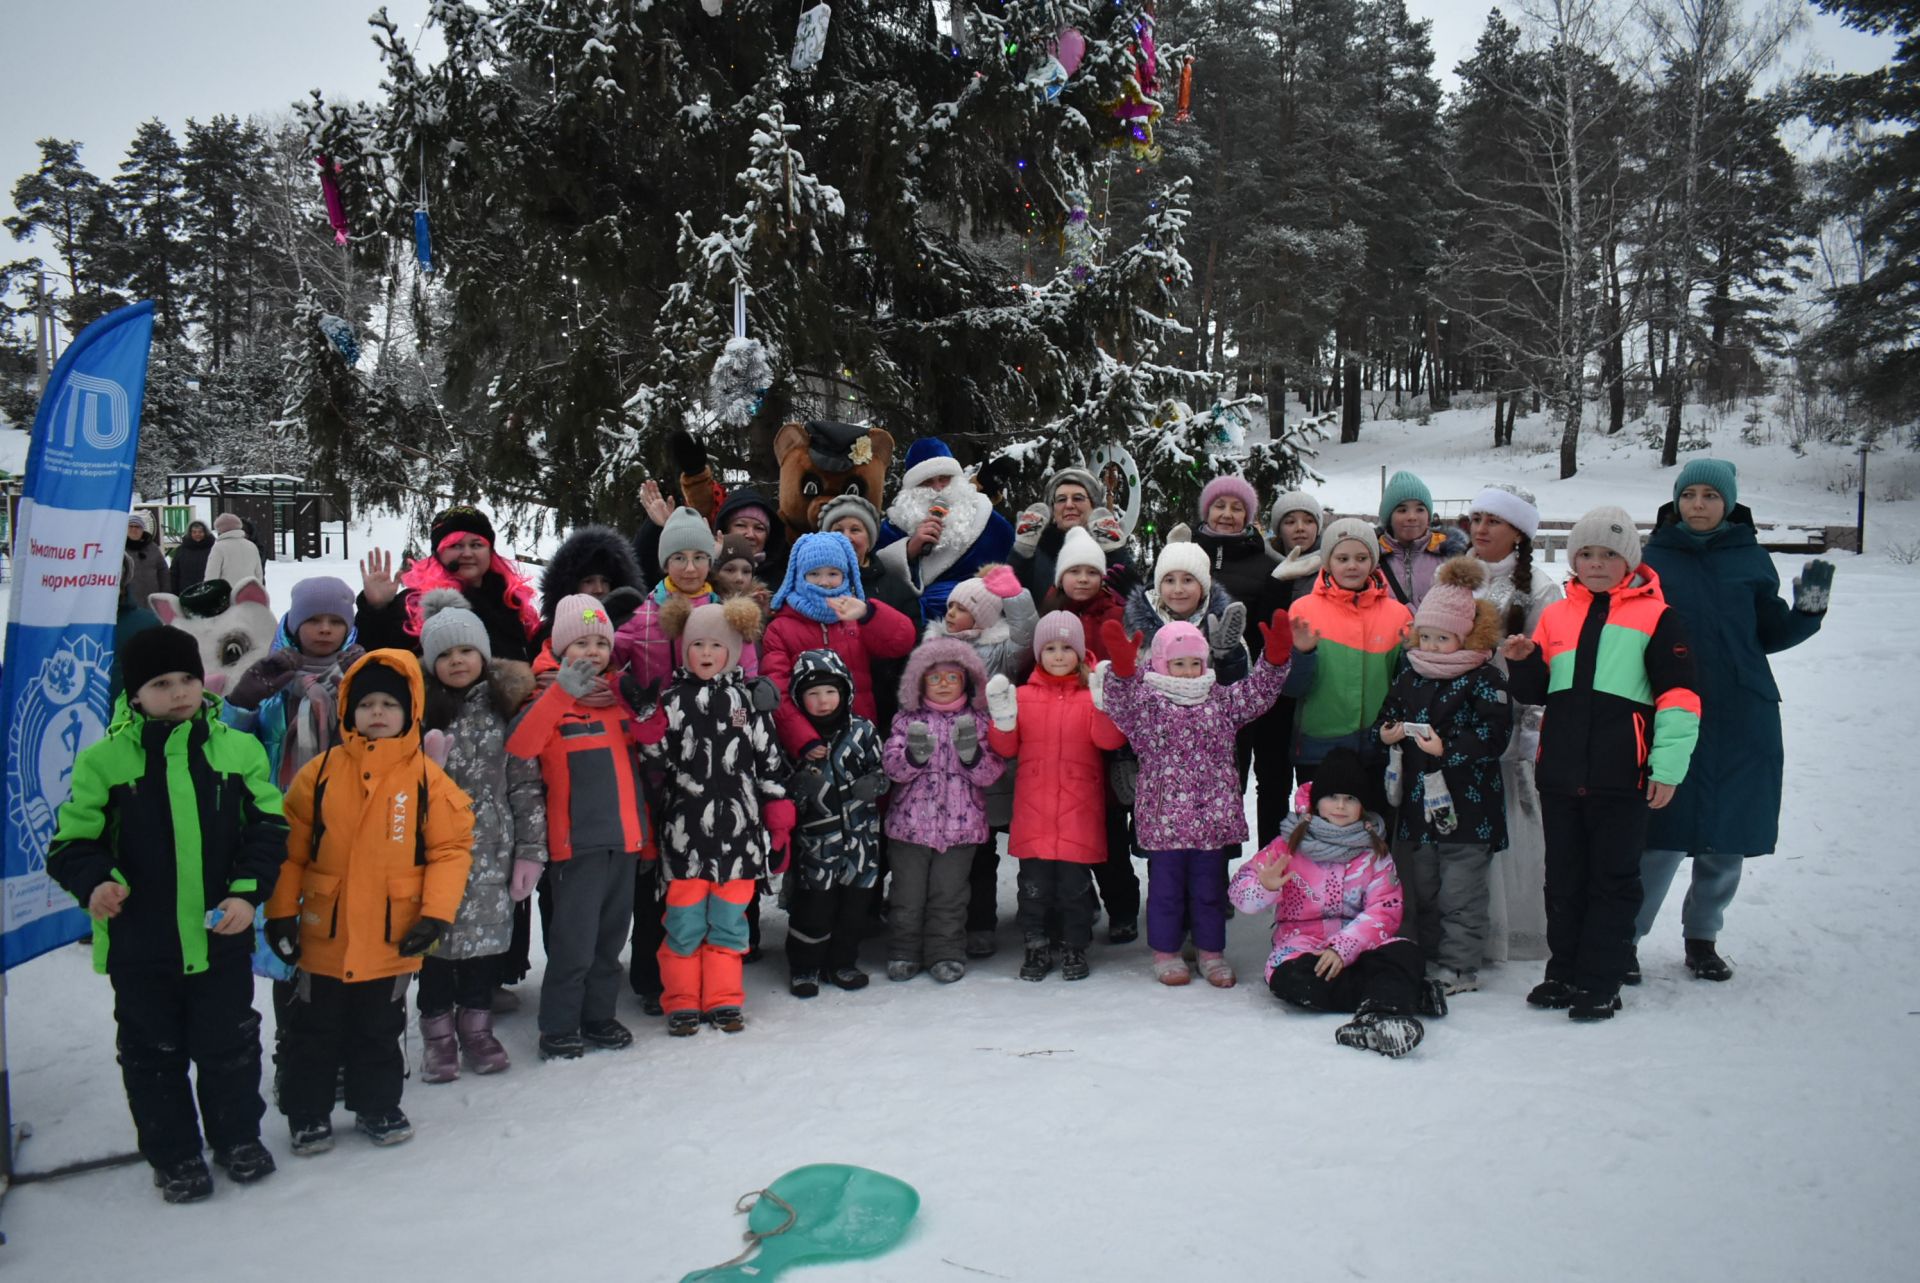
[1541, 791, 1647, 996]
[111, 956, 265, 1167]
[540, 848, 637, 1036]
[1405, 841, 1495, 974]
[966, 842, 1001, 934]
[786, 882, 869, 976]
[1144, 848, 1229, 954]
[1634, 848, 1745, 942]
[659, 876, 753, 1014]
[280, 971, 409, 1121]
[887, 841, 970, 966]
[1091, 764, 1140, 930]
[1267, 939, 1424, 1015]
[1016, 859, 1098, 949]
[629, 860, 666, 999]
[417, 952, 499, 1016]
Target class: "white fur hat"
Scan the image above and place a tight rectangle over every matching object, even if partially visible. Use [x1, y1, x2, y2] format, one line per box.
[1054, 526, 1106, 584]
[1153, 536, 1211, 594]
[1468, 484, 1541, 540]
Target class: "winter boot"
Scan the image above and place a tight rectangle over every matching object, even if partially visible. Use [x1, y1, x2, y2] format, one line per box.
[1568, 989, 1624, 1022]
[456, 1007, 511, 1074]
[1196, 951, 1236, 988]
[1334, 1001, 1426, 1058]
[789, 971, 821, 999]
[288, 1118, 334, 1156]
[637, 991, 665, 1017]
[1059, 948, 1090, 982]
[929, 960, 966, 984]
[538, 1031, 586, 1060]
[1684, 938, 1733, 982]
[1019, 936, 1053, 982]
[666, 1011, 701, 1037]
[1152, 951, 1192, 986]
[1526, 979, 1576, 1009]
[355, 1109, 414, 1146]
[1622, 948, 1643, 986]
[1417, 979, 1450, 1018]
[582, 1018, 634, 1050]
[419, 1011, 459, 1084]
[1431, 964, 1479, 995]
[212, 1139, 276, 1184]
[152, 1155, 214, 1204]
[829, 967, 870, 991]
[709, 1006, 747, 1034]
[886, 960, 920, 982]
[1108, 918, 1139, 946]
[966, 930, 997, 959]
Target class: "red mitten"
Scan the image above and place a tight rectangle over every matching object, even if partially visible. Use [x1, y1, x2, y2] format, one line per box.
[763, 799, 797, 872]
[631, 703, 669, 746]
[982, 564, 1022, 598]
[1261, 607, 1294, 666]
[1100, 621, 1143, 679]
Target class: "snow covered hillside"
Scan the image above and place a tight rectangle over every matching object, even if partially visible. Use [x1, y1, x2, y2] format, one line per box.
[3, 406, 1918, 1280]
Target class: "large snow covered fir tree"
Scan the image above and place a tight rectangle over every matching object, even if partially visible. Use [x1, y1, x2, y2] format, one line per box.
[290, 0, 1315, 529]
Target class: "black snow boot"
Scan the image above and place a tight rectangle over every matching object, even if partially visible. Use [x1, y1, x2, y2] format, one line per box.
[1684, 938, 1733, 982]
[152, 1155, 214, 1204]
[1623, 948, 1643, 986]
[829, 967, 869, 991]
[709, 1006, 746, 1034]
[212, 1139, 277, 1184]
[1019, 939, 1053, 982]
[666, 1011, 701, 1037]
[1567, 989, 1624, 1022]
[1416, 978, 1450, 1018]
[789, 971, 821, 999]
[288, 1118, 334, 1157]
[1059, 948, 1090, 982]
[538, 1031, 587, 1060]
[1526, 979, 1576, 1009]
[582, 1018, 634, 1050]
[354, 1109, 414, 1146]
[1334, 1001, 1425, 1058]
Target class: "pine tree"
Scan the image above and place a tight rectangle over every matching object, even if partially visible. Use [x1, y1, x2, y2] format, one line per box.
[5, 139, 120, 331]
[107, 120, 192, 339]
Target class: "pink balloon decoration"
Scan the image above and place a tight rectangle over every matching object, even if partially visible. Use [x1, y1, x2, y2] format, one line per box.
[1055, 27, 1087, 77]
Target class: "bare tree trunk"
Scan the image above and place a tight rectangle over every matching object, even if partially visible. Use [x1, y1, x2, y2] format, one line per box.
[1494, 391, 1507, 447]
[1340, 321, 1362, 443]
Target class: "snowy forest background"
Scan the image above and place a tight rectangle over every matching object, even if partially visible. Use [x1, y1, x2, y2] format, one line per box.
[1, 0, 1914, 533]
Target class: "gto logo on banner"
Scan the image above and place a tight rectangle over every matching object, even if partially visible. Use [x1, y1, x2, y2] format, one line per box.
[1, 301, 153, 970]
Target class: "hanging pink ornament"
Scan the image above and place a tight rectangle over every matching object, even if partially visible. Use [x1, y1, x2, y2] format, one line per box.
[1055, 27, 1087, 77]
[315, 156, 349, 245]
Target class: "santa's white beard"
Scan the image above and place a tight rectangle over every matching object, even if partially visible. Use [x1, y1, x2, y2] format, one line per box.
[888, 476, 991, 553]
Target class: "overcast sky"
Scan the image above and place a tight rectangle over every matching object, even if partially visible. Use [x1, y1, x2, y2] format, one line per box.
[2, 0, 1898, 275]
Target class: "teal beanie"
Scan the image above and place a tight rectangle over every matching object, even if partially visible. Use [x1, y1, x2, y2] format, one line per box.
[1673, 457, 1738, 508]
[1378, 471, 1433, 529]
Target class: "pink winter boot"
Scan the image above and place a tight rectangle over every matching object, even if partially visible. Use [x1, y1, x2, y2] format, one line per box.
[1152, 952, 1192, 986]
[419, 1011, 459, 1083]
[1196, 951, 1236, 989]
[456, 1007, 512, 1074]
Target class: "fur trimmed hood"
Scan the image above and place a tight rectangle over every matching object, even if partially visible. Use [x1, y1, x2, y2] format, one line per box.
[1123, 579, 1238, 637]
[541, 525, 644, 622]
[897, 636, 991, 713]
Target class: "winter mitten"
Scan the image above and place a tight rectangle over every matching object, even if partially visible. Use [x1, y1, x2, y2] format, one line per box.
[422, 730, 451, 768]
[631, 702, 670, 747]
[669, 428, 710, 480]
[1013, 503, 1049, 552]
[263, 917, 301, 966]
[1383, 743, 1406, 806]
[1422, 770, 1457, 835]
[748, 676, 780, 713]
[985, 673, 1019, 731]
[951, 717, 981, 766]
[398, 916, 450, 959]
[791, 765, 833, 814]
[906, 721, 935, 765]
[619, 674, 658, 718]
[981, 564, 1022, 598]
[1207, 601, 1247, 656]
[337, 644, 366, 673]
[850, 771, 890, 803]
[1261, 607, 1294, 666]
[603, 585, 644, 629]
[1793, 558, 1834, 614]
[509, 859, 544, 903]
[763, 799, 797, 871]
[227, 648, 303, 710]
[1099, 621, 1143, 678]
[1108, 757, 1139, 807]
[556, 657, 601, 699]
[1089, 507, 1127, 552]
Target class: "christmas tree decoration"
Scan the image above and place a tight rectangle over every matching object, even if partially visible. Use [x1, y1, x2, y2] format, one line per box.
[1175, 56, 1193, 123]
[700, 0, 724, 14]
[315, 155, 349, 244]
[1088, 444, 1142, 538]
[1061, 193, 1097, 285]
[1028, 55, 1068, 101]
[790, 4, 831, 73]
[707, 336, 774, 428]
[1055, 27, 1088, 77]
[413, 209, 434, 273]
[317, 313, 360, 365]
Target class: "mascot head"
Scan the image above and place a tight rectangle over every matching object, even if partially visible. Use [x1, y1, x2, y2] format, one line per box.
[773, 420, 895, 537]
[148, 577, 279, 696]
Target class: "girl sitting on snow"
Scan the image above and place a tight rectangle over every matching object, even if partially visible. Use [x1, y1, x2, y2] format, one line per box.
[1229, 751, 1439, 1058]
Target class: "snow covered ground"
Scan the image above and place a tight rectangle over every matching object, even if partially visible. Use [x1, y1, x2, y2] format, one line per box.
[4, 406, 1919, 1280]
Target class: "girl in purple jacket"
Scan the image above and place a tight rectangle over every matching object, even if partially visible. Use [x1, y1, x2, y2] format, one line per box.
[882, 637, 1004, 984]
[1095, 609, 1292, 989]
[1228, 750, 1440, 1058]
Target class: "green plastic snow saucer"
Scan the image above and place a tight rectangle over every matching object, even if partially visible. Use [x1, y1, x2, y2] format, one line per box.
[680, 1164, 920, 1281]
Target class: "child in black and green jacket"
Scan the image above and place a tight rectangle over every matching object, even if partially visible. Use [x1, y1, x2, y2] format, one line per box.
[47, 626, 290, 1204]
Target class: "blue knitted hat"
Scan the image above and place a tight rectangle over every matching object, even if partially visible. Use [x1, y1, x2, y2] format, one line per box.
[1378, 471, 1433, 529]
[1673, 457, 1738, 508]
[772, 532, 866, 623]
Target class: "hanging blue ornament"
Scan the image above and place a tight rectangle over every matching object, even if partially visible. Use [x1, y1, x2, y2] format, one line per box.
[318, 313, 361, 365]
[414, 209, 434, 273]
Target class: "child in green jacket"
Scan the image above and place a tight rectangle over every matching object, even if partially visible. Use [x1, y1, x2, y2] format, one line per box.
[47, 626, 290, 1204]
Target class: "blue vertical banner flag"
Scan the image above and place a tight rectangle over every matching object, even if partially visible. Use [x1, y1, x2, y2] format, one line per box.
[1, 301, 153, 970]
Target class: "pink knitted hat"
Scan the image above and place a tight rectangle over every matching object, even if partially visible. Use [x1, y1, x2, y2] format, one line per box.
[946, 576, 1004, 630]
[1149, 621, 1209, 675]
[1198, 475, 1259, 527]
[1032, 610, 1087, 661]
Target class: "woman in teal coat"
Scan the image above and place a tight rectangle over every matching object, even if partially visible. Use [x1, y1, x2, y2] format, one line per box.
[1635, 459, 1833, 982]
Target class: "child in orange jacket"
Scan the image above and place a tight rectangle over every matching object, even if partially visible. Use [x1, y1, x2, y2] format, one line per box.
[264, 649, 474, 1157]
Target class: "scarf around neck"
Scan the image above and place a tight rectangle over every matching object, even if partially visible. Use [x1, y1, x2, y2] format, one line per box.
[1406, 648, 1492, 680]
[1143, 669, 1216, 706]
[1297, 813, 1382, 863]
